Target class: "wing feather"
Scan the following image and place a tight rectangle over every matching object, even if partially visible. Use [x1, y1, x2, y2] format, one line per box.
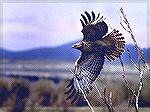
[85, 11, 91, 22]
[91, 11, 95, 21]
[96, 13, 100, 20]
[80, 19, 86, 27]
[102, 29, 125, 61]
[66, 78, 74, 88]
[81, 14, 88, 24]
[71, 91, 80, 104]
[65, 53, 105, 103]
[66, 88, 76, 100]
[65, 11, 125, 104]
[64, 83, 74, 94]
[80, 11, 108, 41]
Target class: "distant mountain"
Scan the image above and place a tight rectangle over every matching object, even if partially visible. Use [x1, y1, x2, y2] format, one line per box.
[114, 45, 150, 63]
[0, 42, 150, 63]
[0, 41, 80, 61]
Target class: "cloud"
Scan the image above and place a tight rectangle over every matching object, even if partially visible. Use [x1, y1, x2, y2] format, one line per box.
[2, 2, 148, 50]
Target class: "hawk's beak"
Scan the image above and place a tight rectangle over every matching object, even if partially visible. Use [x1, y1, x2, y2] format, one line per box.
[72, 43, 81, 49]
[72, 44, 78, 48]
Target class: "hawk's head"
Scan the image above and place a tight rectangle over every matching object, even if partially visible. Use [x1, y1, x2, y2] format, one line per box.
[72, 42, 83, 50]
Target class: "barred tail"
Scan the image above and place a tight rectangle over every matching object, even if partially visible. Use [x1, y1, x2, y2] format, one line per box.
[103, 29, 125, 61]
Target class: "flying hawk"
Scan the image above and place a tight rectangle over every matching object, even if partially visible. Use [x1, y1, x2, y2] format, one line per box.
[65, 11, 125, 104]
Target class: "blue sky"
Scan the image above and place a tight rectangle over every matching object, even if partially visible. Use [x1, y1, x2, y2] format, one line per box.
[1, 2, 149, 51]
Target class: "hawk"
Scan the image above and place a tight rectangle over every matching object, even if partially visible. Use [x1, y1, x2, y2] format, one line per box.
[65, 11, 125, 104]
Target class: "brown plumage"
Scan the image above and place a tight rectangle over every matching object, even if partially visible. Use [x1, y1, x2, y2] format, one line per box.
[65, 11, 125, 104]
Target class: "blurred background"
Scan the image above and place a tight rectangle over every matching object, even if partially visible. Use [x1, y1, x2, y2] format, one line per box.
[0, 1, 150, 112]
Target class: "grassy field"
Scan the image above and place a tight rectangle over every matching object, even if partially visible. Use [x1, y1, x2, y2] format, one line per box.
[1, 61, 150, 112]
[1, 107, 150, 112]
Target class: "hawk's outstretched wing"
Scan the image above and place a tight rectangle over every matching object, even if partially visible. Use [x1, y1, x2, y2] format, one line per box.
[65, 11, 125, 104]
[65, 53, 105, 104]
[80, 11, 108, 41]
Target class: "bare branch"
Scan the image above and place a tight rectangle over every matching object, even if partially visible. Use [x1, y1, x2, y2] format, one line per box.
[126, 48, 141, 71]
[109, 92, 113, 107]
[94, 83, 114, 112]
[119, 7, 149, 69]
[69, 69, 95, 112]
[119, 57, 136, 97]
[135, 69, 144, 111]
[75, 78, 95, 112]
[120, 22, 130, 32]
[119, 7, 150, 112]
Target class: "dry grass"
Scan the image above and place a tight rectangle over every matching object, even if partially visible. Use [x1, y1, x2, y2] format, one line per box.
[1, 107, 150, 112]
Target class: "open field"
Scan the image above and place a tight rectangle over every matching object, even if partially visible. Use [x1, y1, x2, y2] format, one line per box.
[1, 107, 150, 112]
[1, 60, 145, 80]
[0, 60, 150, 112]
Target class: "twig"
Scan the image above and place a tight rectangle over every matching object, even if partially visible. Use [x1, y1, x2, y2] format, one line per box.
[69, 69, 95, 112]
[104, 89, 114, 112]
[119, 7, 150, 112]
[94, 83, 114, 112]
[109, 92, 113, 107]
[119, 57, 136, 97]
[135, 69, 144, 111]
[73, 37, 115, 112]
[120, 7, 149, 70]
[126, 48, 141, 71]
[75, 78, 95, 112]
[70, 67, 114, 112]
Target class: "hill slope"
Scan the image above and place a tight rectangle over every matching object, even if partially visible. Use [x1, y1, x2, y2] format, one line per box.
[0, 42, 149, 63]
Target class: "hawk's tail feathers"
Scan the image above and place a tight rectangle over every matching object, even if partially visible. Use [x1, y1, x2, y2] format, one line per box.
[104, 29, 125, 61]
